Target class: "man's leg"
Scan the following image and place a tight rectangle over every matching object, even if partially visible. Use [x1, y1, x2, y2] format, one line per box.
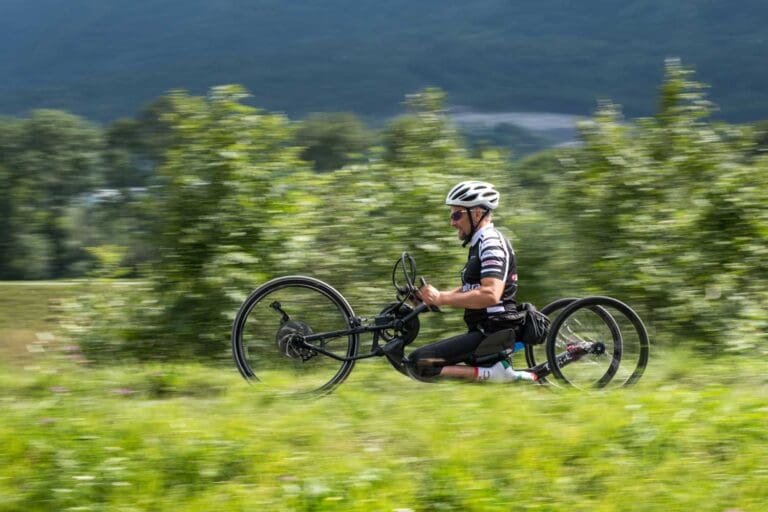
[409, 331, 537, 382]
[443, 360, 537, 382]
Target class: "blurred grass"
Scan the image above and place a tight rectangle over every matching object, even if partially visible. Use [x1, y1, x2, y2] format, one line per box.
[1, 282, 767, 511]
[0, 281, 83, 330]
[0, 281, 87, 363]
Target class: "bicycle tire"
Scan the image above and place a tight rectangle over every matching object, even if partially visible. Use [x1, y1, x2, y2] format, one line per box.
[545, 296, 649, 388]
[524, 298, 622, 387]
[522, 298, 578, 374]
[232, 276, 359, 396]
[521, 298, 607, 386]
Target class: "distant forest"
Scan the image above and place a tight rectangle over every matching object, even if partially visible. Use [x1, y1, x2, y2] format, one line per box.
[2, 0, 768, 122]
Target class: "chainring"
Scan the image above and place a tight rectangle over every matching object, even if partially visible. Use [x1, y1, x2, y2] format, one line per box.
[378, 302, 420, 345]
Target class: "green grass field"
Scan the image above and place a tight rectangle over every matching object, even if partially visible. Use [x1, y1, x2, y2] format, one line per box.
[1, 282, 766, 511]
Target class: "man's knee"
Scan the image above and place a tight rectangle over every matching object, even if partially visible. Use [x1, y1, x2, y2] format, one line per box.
[406, 351, 443, 380]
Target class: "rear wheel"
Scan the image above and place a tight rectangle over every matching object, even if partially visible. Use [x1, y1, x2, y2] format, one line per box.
[232, 276, 359, 396]
[519, 298, 578, 385]
[546, 296, 649, 389]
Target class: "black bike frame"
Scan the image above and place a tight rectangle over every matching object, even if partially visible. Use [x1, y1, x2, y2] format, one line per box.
[296, 302, 430, 362]
[291, 301, 605, 380]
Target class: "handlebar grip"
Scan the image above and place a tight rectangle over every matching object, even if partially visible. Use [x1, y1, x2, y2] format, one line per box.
[418, 276, 441, 312]
[413, 302, 441, 314]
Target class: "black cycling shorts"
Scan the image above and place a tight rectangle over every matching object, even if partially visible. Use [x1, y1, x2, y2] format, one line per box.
[408, 330, 486, 378]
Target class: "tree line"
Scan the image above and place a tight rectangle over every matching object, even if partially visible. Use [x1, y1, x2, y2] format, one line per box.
[3, 60, 767, 360]
[0, 97, 378, 280]
[5, 1, 768, 122]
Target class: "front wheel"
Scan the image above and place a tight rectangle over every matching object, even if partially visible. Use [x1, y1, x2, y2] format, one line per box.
[232, 276, 359, 396]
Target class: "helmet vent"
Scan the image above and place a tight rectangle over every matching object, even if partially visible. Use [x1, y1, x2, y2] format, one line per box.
[450, 186, 470, 200]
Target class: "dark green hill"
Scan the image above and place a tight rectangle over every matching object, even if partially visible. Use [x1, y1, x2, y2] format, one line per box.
[2, 0, 767, 121]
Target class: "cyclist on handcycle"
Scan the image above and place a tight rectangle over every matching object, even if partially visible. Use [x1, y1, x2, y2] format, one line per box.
[412, 181, 538, 383]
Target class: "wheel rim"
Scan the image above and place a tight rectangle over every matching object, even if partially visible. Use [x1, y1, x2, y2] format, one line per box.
[546, 296, 649, 389]
[232, 277, 358, 396]
[520, 298, 578, 386]
[547, 303, 622, 389]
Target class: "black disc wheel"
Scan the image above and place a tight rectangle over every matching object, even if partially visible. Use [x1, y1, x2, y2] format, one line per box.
[232, 276, 359, 396]
[545, 296, 649, 389]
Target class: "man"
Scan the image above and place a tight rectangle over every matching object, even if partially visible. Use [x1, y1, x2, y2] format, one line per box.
[411, 181, 537, 382]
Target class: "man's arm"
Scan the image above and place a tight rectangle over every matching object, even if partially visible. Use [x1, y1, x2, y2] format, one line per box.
[419, 278, 503, 309]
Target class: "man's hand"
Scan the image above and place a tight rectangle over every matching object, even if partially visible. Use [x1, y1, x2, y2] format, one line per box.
[419, 284, 442, 306]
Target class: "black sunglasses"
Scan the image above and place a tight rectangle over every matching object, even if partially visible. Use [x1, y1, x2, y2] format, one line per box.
[450, 210, 469, 221]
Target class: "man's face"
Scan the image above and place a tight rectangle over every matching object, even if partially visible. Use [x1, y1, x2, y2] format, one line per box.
[449, 207, 473, 241]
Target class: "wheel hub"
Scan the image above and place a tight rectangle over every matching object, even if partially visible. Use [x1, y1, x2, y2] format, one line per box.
[276, 320, 317, 361]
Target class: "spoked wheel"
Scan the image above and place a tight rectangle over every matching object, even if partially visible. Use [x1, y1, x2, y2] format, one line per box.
[232, 276, 359, 396]
[545, 296, 649, 389]
[520, 298, 579, 386]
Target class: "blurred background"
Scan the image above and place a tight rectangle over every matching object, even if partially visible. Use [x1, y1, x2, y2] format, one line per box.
[1, 1, 767, 510]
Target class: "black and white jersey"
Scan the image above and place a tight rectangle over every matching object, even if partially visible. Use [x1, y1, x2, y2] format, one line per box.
[460, 224, 518, 329]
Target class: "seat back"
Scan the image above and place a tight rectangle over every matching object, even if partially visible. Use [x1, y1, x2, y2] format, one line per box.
[473, 328, 516, 357]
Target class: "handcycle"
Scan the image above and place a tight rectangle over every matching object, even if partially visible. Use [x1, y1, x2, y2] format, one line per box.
[232, 252, 649, 396]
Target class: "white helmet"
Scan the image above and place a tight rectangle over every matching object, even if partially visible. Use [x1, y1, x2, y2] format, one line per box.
[445, 181, 499, 210]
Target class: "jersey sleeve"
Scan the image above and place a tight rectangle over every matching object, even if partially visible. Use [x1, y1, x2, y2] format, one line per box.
[478, 233, 509, 281]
